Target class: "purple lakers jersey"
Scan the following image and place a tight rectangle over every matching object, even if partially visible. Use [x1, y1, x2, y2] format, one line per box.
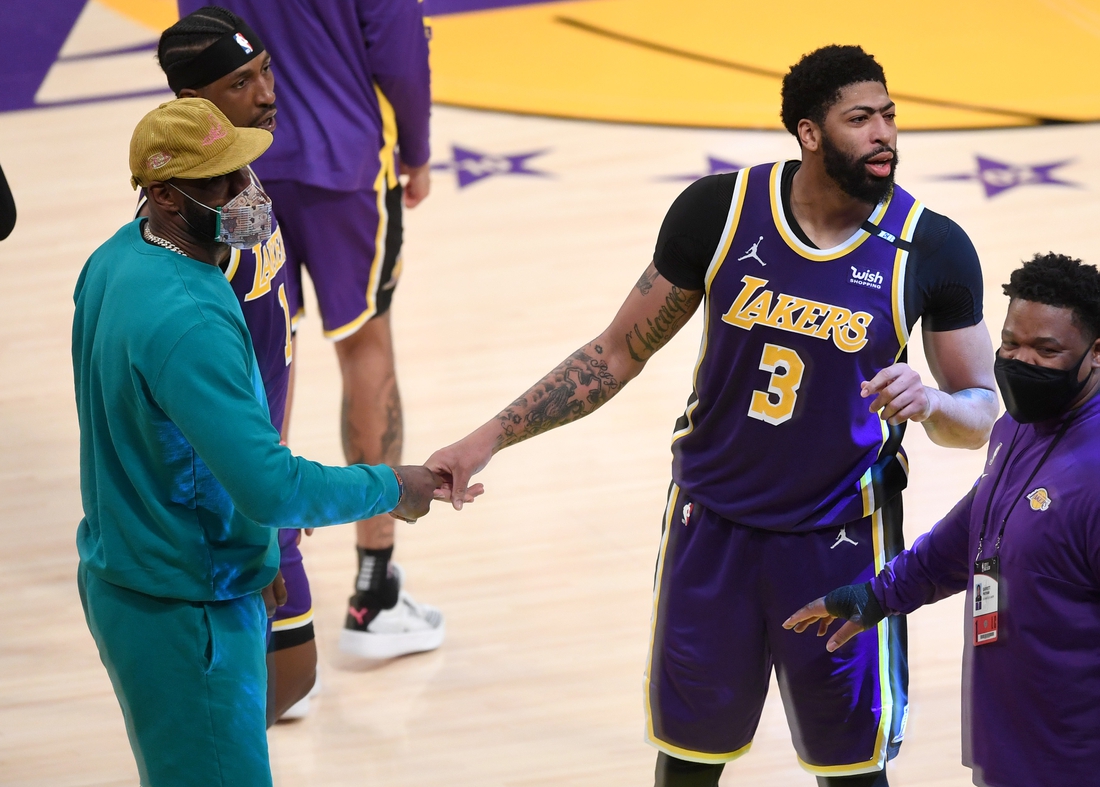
[136, 169, 293, 432]
[672, 162, 923, 531]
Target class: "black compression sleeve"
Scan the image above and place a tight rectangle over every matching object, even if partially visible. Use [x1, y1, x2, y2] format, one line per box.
[904, 211, 983, 333]
[652, 173, 738, 291]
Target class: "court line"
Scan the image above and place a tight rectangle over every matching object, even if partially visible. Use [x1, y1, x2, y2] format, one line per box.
[554, 16, 1079, 127]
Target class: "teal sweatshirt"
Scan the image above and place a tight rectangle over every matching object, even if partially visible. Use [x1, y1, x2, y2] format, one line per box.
[72, 220, 400, 601]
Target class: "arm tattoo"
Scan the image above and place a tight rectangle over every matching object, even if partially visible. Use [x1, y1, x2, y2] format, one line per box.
[495, 348, 623, 450]
[635, 267, 659, 296]
[625, 285, 697, 363]
[954, 387, 997, 403]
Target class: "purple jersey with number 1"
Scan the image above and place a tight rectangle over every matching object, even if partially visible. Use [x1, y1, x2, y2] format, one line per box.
[136, 168, 293, 432]
[672, 161, 923, 531]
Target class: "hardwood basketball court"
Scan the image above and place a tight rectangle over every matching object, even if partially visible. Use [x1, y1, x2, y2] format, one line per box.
[2, 2, 1099, 784]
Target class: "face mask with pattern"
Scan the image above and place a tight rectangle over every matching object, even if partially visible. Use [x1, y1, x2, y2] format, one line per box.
[170, 179, 273, 249]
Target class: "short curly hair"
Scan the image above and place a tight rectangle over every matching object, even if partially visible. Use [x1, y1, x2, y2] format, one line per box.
[1003, 253, 1100, 339]
[780, 45, 887, 137]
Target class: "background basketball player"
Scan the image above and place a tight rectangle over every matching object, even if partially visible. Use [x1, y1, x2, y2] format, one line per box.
[428, 46, 999, 787]
[178, 0, 442, 660]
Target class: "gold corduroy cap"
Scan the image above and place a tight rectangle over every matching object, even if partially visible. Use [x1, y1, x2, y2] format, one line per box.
[129, 98, 272, 190]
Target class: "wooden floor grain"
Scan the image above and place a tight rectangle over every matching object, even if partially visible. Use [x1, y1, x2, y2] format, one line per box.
[2, 68, 1099, 787]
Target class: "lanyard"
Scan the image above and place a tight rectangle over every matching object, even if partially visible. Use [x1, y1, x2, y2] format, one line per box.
[975, 412, 1077, 560]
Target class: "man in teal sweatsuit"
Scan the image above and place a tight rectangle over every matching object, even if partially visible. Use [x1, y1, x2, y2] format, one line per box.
[72, 98, 465, 786]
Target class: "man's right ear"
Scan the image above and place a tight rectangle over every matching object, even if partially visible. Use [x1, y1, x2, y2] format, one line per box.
[177, 88, 197, 99]
[145, 182, 179, 213]
[797, 118, 821, 153]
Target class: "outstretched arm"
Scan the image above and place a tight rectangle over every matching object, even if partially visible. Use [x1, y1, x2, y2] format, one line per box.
[428, 264, 703, 507]
[861, 321, 997, 449]
[785, 483, 976, 650]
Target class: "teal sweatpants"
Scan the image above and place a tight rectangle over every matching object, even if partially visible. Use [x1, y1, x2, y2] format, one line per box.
[78, 564, 271, 787]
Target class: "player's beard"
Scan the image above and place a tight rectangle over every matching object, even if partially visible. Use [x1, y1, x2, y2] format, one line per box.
[821, 131, 898, 206]
[176, 196, 220, 245]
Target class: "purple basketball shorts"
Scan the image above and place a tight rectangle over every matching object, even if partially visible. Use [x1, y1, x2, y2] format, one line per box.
[645, 484, 908, 775]
[270, 528, 314, 652]
[264, 179, 404, 341]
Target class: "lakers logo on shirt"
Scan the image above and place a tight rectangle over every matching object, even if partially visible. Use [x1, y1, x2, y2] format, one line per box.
[244, 225, 287, 302]
[720, 275, 873, 353]
[1027, 488, 1051, 511]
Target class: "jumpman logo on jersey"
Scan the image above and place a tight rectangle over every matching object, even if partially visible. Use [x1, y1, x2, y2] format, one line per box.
[830, 526, 859, 549]
[738, 236, 766, 266]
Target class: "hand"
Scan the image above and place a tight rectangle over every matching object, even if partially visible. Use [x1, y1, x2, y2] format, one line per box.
[426, 430, 495, 510]
[782, 597, 865, 653]
[400, 161, 431, 209]
[861, 362, 934, 426]
[261, 570, 288, 618]
[390, 465, 471, 523]
[295, 528, 315, 546]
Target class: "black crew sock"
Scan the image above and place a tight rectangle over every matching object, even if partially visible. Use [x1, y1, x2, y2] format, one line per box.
[353, 546, 399, 610]
[655, 753, 724, 787]
[817, 770, 889, 787]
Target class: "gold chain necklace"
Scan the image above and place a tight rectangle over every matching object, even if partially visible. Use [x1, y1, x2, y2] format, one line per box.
[142, 222, 187, 257]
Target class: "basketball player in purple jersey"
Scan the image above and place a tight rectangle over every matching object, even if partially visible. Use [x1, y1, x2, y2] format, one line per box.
[141, 7, 314, 722]
[429, 46, 998, 786]
[177, 0, 443, 660]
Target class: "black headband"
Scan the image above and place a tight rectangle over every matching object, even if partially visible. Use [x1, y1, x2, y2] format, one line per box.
[166, 23, 266, 94]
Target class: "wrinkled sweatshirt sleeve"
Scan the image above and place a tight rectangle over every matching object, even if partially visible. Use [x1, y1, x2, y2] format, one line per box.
[153, 320, 400, 527]
[871, 485, 976, 615]
[361, 0, 431, 168]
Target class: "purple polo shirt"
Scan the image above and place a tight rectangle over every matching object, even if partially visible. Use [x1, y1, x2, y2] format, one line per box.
[179, 0, 432, 192]
[870, 390, 1100, 786]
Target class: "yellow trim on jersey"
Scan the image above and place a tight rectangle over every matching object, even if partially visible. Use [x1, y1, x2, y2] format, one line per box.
[644, 483, 755, 763]
[653, 738, 753, 765]
[800, 508, 891, 776]
[889, 201, 926, 348]
[322, 84, 399, 342]
[859, 467, 875, 518]
[271, 609, 314, 632]
[769, 162, 890, 262]
[224, 247, 241, 283]
[644, 485, 678, 746]
[896, 452, 910, 477]
[796, 753, 887, 777]
[671, 168, 748, 444]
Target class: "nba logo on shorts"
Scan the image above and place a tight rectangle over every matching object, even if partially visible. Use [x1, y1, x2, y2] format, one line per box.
[234, 33, 253, 54]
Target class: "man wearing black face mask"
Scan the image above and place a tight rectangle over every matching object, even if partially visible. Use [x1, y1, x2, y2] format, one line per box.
[785, 252, 1100, 787]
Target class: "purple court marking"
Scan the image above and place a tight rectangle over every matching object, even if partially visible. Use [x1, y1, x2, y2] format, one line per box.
[935, 155, 1079, 198]
[424, 0, 570, 16]
[57, 41, 158, 63]
[0, 0, 86, 113]
[659, 156, 743, 181]
[432, 145, 550, 188]
[1, 0, 565, 113]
